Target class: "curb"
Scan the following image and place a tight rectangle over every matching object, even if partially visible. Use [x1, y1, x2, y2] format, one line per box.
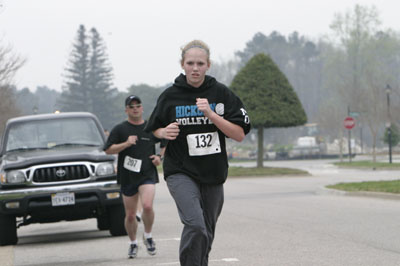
[317, 186, 400, 200]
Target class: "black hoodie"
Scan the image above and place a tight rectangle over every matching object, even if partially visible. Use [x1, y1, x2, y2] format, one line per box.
[145, 74, 250, 185]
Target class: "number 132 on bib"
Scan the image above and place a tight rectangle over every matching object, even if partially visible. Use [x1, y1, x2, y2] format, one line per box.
[186, 132, 221, 156]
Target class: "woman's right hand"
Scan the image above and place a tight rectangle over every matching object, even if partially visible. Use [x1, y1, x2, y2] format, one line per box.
[162, 122, 180, 140]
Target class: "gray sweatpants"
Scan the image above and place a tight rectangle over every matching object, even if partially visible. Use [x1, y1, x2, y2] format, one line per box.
[166, 173, 224, 266]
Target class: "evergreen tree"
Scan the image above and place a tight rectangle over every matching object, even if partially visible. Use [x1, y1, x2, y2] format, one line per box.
[87, 28, 117, 129]
[59, 25, 118, 129]
[59, 24, 90, 112]
[235, 31, 323, 121]
[231, 53, 307, 167]
[383, 124, 400, 147]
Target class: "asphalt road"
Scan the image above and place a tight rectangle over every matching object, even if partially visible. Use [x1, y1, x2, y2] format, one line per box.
[2, 158, 400, 266]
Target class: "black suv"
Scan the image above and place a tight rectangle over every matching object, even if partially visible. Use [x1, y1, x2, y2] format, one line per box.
[0, 112, 126, 245]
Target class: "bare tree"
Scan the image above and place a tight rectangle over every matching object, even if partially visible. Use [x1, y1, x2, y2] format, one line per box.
[325, 4, 399, 162]
[0, 43, 25, 86]
[0, 85, 20, 134]
[0, 41, 25, 134]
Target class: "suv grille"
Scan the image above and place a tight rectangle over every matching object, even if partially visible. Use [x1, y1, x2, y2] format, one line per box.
[33, 165, 90, 183]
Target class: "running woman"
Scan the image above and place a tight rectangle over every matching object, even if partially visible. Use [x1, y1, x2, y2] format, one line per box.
[145, 40, 251, 266]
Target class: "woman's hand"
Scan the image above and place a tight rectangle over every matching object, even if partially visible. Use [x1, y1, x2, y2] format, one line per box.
[159, 122, 180, 140]
[196, 98, 213, 117]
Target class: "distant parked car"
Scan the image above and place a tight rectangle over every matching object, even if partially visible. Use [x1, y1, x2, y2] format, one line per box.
[248, 149, 272, 159]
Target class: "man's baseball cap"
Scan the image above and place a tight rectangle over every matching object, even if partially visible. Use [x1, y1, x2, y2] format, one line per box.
[125, 95, 142, 106]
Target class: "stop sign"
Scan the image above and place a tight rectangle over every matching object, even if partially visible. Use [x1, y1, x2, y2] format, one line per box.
[344, 116, 355, 129]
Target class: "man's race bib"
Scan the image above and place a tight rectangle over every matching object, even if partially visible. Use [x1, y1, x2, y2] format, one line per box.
[123, 156, 142, 172]
[186, 132, 221, 156]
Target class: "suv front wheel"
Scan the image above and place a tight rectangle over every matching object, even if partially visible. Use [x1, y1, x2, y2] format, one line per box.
[0, 213, 17, 246]
[108, 204, 127, 236]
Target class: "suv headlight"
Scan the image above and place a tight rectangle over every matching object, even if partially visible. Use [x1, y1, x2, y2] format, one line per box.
[1, 170, 26, 184]
[96, 162, 115, 176]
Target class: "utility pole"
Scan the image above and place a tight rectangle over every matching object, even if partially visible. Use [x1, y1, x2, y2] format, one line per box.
[347, 106, 352, 163]
[386, 84, 392, 163]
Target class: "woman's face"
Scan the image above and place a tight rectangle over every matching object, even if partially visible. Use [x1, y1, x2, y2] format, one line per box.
[181, 48, 210, 88]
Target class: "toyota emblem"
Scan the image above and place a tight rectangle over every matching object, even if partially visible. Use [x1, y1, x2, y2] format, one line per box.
[56, 169, 66, 177]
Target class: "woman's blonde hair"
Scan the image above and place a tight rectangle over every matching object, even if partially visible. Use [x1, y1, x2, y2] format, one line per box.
[180, 40, 210, 64]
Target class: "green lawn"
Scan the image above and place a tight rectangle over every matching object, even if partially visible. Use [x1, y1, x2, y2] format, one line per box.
[329, 160, 400, 193]
[327, 180, 400, 194]
[228, 166, 308, 177]
[158, 160, 400, 194]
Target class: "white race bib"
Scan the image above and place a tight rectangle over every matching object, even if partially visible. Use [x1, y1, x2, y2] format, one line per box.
[186, 132, 221, 156]
[123, 156, 142, 172]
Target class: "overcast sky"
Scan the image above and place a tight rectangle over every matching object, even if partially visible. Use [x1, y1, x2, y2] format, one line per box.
[0, 0, 398, 92]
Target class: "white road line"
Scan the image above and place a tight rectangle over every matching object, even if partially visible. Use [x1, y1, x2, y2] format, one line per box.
[153, 238, 239, 265]
[157, 262, 179, 265]
[157, 258, 239, 265]
[220, 258, 240, 262]
[155, 237, 180, 241]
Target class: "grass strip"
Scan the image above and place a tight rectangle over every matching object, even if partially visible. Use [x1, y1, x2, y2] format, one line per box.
[228, 166, 308, 177]
[334, 160, 400, 169]
[327, 180, 400, 194]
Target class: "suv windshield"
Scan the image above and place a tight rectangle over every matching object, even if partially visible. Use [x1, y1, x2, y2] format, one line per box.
[6, 117, 104, 152]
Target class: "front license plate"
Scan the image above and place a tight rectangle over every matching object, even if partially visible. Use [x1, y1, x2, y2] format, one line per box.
[51, 192, 75, 206]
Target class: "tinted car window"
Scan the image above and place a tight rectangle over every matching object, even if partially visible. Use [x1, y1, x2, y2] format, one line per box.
[6, 117, 104, 152]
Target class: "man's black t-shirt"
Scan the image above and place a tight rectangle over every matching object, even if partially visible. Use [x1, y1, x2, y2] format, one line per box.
[104, 120, 161, 188]
[145, 74, 251, 185]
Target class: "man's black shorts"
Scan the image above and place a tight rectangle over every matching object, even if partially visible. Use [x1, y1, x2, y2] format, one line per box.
[121, 178, 155, 197]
